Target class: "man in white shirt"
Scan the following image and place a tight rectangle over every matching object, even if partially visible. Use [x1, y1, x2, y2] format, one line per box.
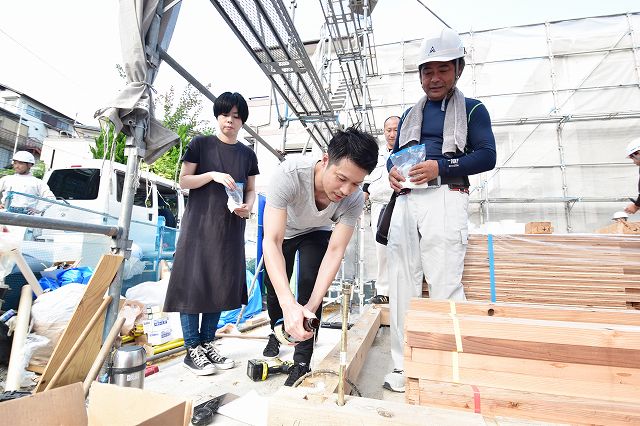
[0, 151, 54, 214]
[363, 116, 399, 304]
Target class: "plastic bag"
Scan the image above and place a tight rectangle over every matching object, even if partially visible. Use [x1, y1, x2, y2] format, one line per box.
[225, 182, 244, 212]
[389, 145, 426, 179]
[124, 278, 169, 308]
[57, 266, 93, 286]
[0, 226, 22, 279]
[30, 284, 86, 366]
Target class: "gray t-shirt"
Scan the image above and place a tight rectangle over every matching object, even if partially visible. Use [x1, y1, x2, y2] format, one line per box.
[267, 156, 365, 239]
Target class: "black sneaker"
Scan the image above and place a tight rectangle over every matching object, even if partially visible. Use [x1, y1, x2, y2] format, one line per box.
[263, 333, 280, 357]
[370, 295, 389, 304]
[183, 345, 216, 376]
[202, 341, 235, 370]
[284, 362, 310, 387]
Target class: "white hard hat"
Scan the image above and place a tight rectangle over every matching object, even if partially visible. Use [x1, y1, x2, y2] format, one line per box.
[416, 27, 466, 68]
[626, 138, 640, 158]
[612, 211, 629, 220]
[12, 150, 35, 164]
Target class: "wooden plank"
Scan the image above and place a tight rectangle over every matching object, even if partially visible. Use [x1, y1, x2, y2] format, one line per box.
[404, 353, 640, 403]
[299, 305, 381, 395]
[524, 222, 552, 234]
[407, 347, 640, 387]
[407, 378, 640, 426]
[35, 254, 123, 392]
[408, 299, 640, 326]
[405, 312, 640, 368]
[267, 386, 487, 426]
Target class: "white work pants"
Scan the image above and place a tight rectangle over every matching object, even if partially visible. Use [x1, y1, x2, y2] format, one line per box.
[370, 201, 389, 296]
[387, 186, 468, 370]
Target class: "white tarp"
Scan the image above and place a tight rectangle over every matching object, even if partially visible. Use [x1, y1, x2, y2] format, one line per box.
[94, 0, 180, 164]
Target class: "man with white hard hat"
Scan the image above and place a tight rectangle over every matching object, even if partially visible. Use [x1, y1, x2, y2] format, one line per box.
[624, 138, 640, 216]
[0, 151, 54, 214]
[383, 28, 496, 393]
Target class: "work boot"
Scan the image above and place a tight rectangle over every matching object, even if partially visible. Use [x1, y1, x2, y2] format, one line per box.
[183, 345, 216, 376]
[383, 369, 405, 393]
[202, 340, 235, 370]
[284, 362, 310, 387]
[370, 295, 389, 304]
[263, 333, 280, 357]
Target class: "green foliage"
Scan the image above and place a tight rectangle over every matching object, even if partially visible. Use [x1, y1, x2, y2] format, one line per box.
[31, 160, 46, 179]
[0, 160, 46, 179]
[91, 125, 127, 164]
[90, 84, 213, 181]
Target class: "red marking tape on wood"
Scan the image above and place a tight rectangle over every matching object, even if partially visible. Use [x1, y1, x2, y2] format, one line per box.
[470, 385, 481, 413]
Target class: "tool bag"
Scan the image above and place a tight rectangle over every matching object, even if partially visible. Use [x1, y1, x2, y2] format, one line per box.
[375, 191, 398, 246]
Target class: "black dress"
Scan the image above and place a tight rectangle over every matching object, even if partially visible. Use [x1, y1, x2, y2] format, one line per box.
[164, 135, 259, 314]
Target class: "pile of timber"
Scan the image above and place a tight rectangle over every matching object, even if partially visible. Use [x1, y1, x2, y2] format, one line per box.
[404, 299, 640, 425]
[457, 233, 640, 309]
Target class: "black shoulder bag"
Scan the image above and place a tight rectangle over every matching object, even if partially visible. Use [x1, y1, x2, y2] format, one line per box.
[375, 191, 398, 246]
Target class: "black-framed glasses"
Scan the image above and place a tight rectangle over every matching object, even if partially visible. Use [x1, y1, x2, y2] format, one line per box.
[630, 151, 640, 159]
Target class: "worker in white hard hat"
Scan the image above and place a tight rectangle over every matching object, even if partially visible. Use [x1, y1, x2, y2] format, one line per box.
[0, 150, 55, 214]
[624, 138, 640, 215]
[612, 211, 629, 222]
[383, 28, 496, 393]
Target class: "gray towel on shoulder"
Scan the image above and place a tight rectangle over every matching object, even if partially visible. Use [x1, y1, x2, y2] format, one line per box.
[398, 88, 467, 157]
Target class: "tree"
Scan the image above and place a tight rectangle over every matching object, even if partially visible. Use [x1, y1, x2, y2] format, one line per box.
[149, 85, 214, 180]
[90, 125, 127, 164]
[91, 82, 213, 181]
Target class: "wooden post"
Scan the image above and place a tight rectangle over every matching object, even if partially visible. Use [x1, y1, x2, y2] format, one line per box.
[5, 285, 33, 391]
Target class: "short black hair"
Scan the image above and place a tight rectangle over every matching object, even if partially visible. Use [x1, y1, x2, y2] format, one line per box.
[214, 92, 249, 123]
[327, 127, 378, 174]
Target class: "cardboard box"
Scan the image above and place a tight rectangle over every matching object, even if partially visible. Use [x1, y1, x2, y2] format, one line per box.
[147, 327, 172, 346]
[0, 382, 192, 425]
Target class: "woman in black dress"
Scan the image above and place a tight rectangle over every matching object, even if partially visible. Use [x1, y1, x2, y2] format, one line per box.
[164, 92, 259, 375]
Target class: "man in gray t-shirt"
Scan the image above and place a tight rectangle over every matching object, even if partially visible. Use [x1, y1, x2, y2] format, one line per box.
[262, 128, 379, 386]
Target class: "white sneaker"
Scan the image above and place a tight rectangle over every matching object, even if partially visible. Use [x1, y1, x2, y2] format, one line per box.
[184, 345, 217, 376]
[202, 340, 235, 370]
[383, 369, 405, 393]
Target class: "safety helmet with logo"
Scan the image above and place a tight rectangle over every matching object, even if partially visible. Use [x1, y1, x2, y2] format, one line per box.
[625, 138, 640, 158]
[416, 27, 466, 68]
[12, 150, 35, 164]
[612, 211, 629, 221]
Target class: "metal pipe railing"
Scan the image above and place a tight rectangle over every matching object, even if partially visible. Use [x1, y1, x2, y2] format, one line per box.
[0, 212, 121, 237]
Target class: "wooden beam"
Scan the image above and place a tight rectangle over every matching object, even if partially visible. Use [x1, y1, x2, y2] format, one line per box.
[299, 305, 381, 395]
[406, 312, 640, 368]
[35, 254, 123, 392]
[407, 378, 640, 425]
[409, 299, 640, 326]
[268, 386, 486, 426]
[404, 350, 640, 403]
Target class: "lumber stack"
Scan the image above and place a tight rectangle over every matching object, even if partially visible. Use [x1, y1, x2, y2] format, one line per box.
[404, 299, 640, 425]
[458, 234, 640, 309]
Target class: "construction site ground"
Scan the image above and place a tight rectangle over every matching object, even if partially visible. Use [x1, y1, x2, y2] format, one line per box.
[145, 318, 401, 425]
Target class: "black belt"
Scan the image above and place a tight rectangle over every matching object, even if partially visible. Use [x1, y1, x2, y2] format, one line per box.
[433, 176, 469, 186]
[399, 175, 469, 195]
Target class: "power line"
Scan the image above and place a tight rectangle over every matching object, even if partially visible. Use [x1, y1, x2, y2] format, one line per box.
[414, 0, 450, 28]
[0, 27, 82, 91]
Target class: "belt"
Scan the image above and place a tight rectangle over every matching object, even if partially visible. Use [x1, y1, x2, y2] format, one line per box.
[399, 175, 469, 195]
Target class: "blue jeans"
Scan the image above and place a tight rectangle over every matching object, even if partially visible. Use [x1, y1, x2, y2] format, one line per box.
[180, 312, 221, 348]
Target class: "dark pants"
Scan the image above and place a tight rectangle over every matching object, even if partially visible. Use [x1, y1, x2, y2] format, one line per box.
[264, 230, 331, 364]
[180, 312, 221, 348]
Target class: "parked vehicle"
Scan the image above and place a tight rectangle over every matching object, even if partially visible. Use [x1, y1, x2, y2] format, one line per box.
[41, 159, 187, 258]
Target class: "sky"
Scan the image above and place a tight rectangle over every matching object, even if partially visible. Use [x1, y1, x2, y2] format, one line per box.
[0, 0, 638, 127]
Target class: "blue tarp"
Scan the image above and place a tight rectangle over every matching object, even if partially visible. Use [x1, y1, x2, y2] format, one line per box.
[217, 270, 262, 327]
[38, 267, 93, 292]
